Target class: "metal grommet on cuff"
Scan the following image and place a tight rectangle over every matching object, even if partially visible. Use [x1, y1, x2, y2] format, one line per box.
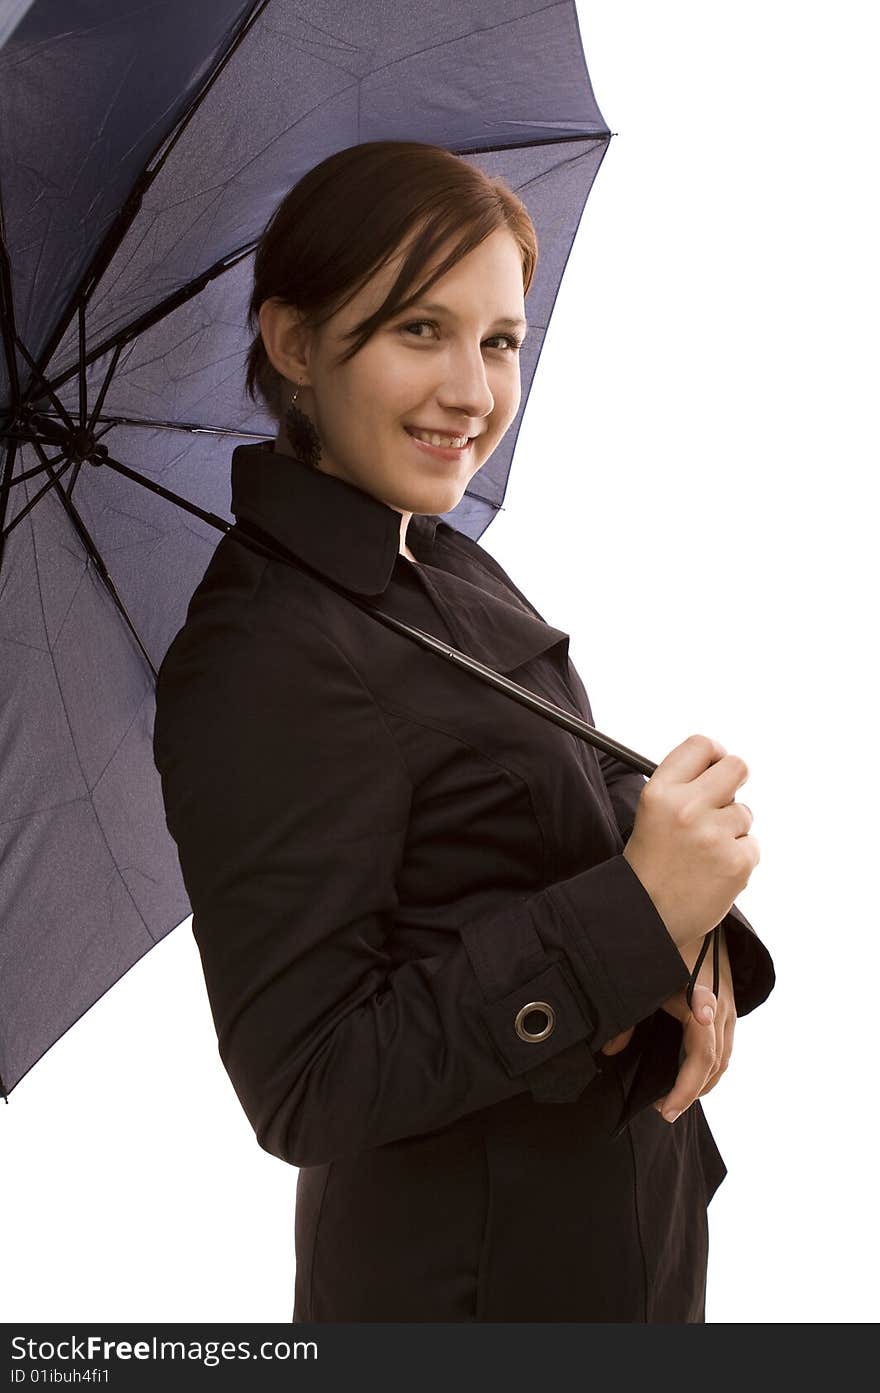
[514, 1000, 556, 1042]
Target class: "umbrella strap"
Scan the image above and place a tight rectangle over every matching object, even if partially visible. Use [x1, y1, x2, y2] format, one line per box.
[685, 923, 723, 1008]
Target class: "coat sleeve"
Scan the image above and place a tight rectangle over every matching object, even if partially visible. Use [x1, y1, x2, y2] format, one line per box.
[153, 599, 696, 1169]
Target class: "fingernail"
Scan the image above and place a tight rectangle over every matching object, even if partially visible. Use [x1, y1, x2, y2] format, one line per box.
[664, 1108, 681, 1123]
[701, 1005, 714, 1024]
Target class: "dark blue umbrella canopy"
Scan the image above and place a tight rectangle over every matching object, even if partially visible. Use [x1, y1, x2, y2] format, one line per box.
[0, 0, 611, 1097]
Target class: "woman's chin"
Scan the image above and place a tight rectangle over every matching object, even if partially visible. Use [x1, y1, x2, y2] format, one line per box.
[408, 481, 469, 517]
[407, 460, 485, 514]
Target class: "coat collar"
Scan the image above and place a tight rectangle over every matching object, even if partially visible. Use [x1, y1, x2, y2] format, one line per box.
[231, 439, 423, 596]
[229, 439, 571, 677]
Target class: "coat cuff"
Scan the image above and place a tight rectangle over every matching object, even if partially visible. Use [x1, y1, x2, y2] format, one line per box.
[459, 853, 690, 1106]
[719, 901, 776, 1015]
[546, 852, 692, 1046]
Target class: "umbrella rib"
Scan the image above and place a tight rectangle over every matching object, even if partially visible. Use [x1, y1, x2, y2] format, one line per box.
[98, 452, 237, 537]
[23, 0, 270, 401]
[77, 301, 87, 427]
[0, 436, 19, 574]
[86, 340, 123, 435]
[455, 488, 504, 510]
[453, 130, 610, 158]
[0, 449, 69, 487]
[23, 433, 158, 681]
[37, 242, 257, 399]
[14, 333, 76, 429]
[10, 411, 275, 441]
[137, 0, 272, 179]
[0, 201, 22, 406]
[1, 453, 72, 537]
[97, 418, 271, 439]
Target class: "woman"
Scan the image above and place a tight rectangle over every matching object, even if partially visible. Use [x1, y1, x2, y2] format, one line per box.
[152, 141, 775, 1322]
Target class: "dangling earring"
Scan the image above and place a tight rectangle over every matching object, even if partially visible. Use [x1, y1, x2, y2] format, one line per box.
[284, 381, 323, 470]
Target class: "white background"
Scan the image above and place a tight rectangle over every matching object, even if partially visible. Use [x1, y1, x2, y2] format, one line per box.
[2, 0, 877, 1323]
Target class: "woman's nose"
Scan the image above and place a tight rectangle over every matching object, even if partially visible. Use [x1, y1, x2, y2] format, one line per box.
[437, 346, 496, 420]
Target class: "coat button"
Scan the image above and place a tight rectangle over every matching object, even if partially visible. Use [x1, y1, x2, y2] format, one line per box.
[514, 1000, 556, 1042]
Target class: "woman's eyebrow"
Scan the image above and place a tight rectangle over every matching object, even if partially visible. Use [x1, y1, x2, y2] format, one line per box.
[410, 300, 528, 330]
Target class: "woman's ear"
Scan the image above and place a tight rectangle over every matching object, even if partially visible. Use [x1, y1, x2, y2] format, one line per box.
[258, 298, 312, 389]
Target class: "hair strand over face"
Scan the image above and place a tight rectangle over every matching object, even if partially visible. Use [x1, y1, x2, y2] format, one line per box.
[244, 140, 538, 423]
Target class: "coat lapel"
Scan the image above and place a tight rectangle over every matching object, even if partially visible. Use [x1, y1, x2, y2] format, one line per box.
[411, 559, 572, 676]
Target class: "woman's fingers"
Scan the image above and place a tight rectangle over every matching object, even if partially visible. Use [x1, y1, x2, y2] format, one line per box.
[600, 1025, 635, 1056]
[699, 1010, 736, 1098]
[688, 982, 716, 1026]
[653, 934, 737, 1117]
[656, 1013, 717, 1122]
[662, 983, 717, 1028]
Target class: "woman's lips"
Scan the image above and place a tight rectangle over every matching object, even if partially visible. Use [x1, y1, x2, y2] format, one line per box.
[404, 427, 473, 461]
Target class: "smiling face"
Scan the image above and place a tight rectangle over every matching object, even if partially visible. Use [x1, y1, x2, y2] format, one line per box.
[259, 225, 527, 519]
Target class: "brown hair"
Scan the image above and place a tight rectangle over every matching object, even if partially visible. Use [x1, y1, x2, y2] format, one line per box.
[244, 140, 539, 422]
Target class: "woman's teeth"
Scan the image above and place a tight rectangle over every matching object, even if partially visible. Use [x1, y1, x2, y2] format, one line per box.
[406, 427, 469, 449]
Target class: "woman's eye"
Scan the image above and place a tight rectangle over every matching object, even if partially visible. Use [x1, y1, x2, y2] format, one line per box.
[401, 320, 522, 351]
[402, 320, 437, 340]
[486, 333, 523, 352]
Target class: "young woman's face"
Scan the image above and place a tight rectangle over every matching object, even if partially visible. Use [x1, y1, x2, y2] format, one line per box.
[298, 226, 527, 517]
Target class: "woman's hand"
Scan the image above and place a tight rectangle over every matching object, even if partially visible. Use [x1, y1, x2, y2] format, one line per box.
[622, 733, 759, 948]
[600, 931, 737, 1122]
[653, 930, 736, 1121]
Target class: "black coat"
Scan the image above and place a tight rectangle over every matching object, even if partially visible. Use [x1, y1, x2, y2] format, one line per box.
[152, 441, 775, 1323]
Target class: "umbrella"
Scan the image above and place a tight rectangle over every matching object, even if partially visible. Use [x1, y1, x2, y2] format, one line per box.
[0, 0, 716, 1100]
